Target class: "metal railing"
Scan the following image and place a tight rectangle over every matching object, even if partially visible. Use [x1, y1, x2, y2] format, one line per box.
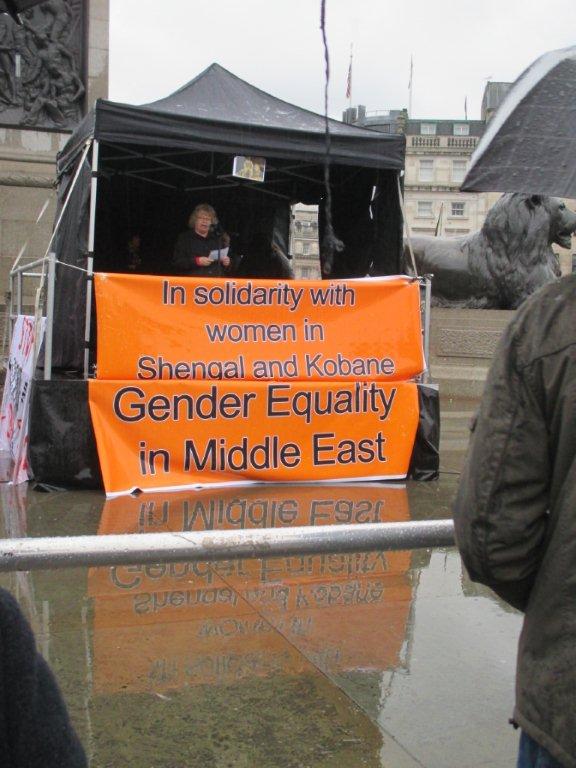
[7, 258, 46, 346]
[0, 520, 456, 572]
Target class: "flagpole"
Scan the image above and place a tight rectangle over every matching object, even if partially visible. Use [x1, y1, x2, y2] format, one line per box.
[408, 54, 413, 117]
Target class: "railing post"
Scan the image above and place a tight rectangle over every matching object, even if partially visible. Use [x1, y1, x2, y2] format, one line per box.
[423, 275, 432, 383]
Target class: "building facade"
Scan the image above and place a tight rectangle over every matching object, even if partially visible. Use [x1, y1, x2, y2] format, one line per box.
[290, 203, 321, 279]
[403, 118, 500, 238]
[343, 104, 499, 239]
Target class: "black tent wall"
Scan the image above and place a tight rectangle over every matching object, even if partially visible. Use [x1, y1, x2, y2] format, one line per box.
[51, 155, 91, 370]
[318, 168, 403, 278]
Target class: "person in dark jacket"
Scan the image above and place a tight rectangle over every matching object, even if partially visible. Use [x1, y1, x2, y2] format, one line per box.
[0, 587, 87, 767]
[453, 274, 576, 768]
[172, 203, 231, 277]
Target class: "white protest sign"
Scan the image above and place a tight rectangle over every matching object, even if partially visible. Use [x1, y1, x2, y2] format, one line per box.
[0, 315, 45, 485]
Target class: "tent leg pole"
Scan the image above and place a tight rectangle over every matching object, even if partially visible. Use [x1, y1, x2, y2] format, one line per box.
[44, 251, 56, 381]
[397, 174, 418, 276]
[83, 139, 99, 380]
[423, 275, 432, 384]
[16, 272, 22, 317]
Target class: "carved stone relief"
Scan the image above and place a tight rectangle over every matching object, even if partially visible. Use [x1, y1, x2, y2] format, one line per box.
[0, 0, 85, 130]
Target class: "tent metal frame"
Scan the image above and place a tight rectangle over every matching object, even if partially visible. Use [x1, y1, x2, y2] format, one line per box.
[8, 139, 92, 380]
[9, 138, 431, 383]
[83, 139, 99, 377]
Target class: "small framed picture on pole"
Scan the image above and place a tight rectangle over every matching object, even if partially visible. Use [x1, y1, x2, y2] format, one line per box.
[232, 155, 266, 182]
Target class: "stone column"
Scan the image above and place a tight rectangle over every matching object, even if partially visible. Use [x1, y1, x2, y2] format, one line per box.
[0, 0, 109, 345]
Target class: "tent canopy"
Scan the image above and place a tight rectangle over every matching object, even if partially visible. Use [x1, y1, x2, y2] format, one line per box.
[52, 64, 406, 371]
[59, 63, 404, 174]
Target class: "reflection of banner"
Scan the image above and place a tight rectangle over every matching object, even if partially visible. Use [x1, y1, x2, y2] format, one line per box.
[94, 274, 424, 381]
[88, 380, 420, 495]
[91, 570, 412, 693]
[96, 483, 411, 536]
[0, 316, 45, 484]
[0, 482, 28, 538]
[91, 484, 411, 594]
[88, 485, 413, 693]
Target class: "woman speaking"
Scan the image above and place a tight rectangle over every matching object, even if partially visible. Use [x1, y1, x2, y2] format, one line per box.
[172, 203, 231, 276]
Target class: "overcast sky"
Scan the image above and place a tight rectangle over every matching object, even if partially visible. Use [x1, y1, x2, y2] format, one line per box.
[109, 0, 574, 121]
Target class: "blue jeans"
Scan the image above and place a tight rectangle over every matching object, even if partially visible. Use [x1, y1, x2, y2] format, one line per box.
[517, 732, 564, 768]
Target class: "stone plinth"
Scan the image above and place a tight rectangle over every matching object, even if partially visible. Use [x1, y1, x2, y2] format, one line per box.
[0, 1, 109, 338]
[429, 308, 515, 398]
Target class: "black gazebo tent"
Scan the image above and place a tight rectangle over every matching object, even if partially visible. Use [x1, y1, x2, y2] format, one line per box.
[28, 65, 438, 490]
[51, 63, 406, 372]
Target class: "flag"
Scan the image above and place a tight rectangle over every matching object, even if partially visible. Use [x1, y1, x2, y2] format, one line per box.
[345, 61, 352, 99]
[346, 48, 353, 100]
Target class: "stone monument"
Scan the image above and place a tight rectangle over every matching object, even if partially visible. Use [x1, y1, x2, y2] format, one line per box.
[404, 193, 576, 398]
[0, 0, 108, 339]
[405, 194, 576, 309]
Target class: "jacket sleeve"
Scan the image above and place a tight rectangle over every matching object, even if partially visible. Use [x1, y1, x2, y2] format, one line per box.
[453, 320, 550, 612]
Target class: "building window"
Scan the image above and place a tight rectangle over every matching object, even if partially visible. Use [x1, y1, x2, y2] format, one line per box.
[451, 202, 465, 216]
[421, 123, 436, 135]
[294, 241, 303, 254]
[419, 159, 433, 182]
[418, 201, 433, 217]
[452, 160, 467, 183]
[453, 124, 470, 136]
[303, 242, 310, 255]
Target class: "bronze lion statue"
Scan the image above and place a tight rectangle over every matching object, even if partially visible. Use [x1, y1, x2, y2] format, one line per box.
[404, 194, 576, 308]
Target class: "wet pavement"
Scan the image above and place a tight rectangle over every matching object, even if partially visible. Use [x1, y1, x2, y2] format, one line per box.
[0, 396, 522, 767]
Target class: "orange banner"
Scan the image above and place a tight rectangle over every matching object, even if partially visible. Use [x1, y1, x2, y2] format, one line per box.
[94, 273, 425, 381]
[88, 380, 419, 495]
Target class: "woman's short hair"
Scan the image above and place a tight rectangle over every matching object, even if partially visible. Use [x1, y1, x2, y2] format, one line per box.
[188, 204, 217, 229]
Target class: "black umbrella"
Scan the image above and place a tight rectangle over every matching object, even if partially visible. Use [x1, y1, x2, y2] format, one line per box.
[462, 45, 576, 198]
[0, 0, 45, 22]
